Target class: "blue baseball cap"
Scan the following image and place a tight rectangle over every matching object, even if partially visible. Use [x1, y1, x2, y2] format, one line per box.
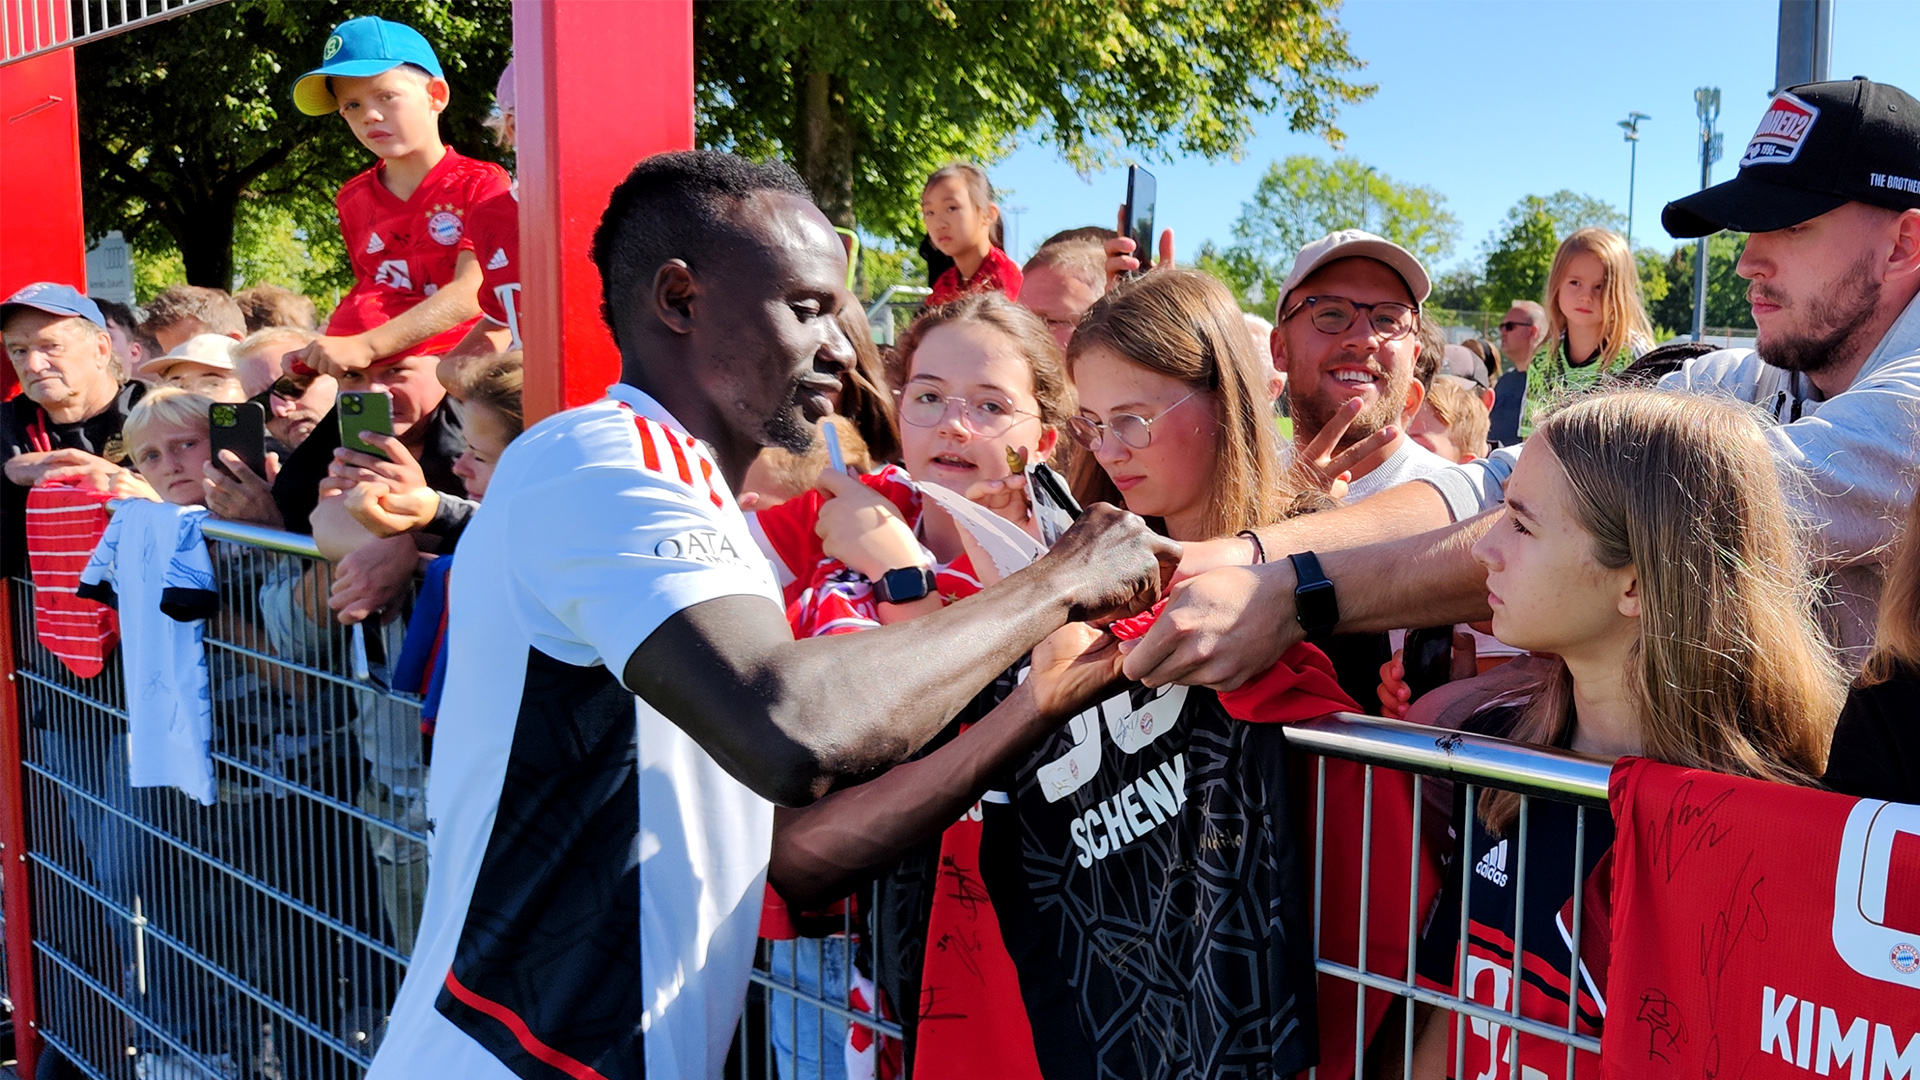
[293, 16, 445, 117]
[1, 283, 106, 329]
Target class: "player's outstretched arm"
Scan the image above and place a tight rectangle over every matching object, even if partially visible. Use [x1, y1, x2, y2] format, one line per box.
[625, 504, 1177, 808]
[769, 623, 1121, 909]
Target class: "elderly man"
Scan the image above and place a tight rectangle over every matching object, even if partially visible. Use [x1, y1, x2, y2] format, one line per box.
[0, 283, 148, 576]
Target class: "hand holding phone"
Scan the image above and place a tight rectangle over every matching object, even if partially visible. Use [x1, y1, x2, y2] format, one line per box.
[208, 402, 267, 481]
[1120, 165, 1158, 276]
[337, 391, 395, 462]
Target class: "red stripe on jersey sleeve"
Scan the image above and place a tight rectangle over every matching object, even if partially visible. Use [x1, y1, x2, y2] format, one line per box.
[697, 455, 724, 508]
[665, 431, 693, 485]
[441, 972, 615, 1080]
[634, 418, 662, 474]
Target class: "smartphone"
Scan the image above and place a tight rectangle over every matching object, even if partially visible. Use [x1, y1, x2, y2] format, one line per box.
[1121, 165, 1158, 275]
[208, 401, 267, 481]
[337, 391, 394, 461]
[1402, 625, 1456, 704]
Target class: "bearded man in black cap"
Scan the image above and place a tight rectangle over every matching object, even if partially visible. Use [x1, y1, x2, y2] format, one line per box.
[1119, 76, 1920, 689]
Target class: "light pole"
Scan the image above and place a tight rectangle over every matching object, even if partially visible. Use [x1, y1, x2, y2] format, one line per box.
[1005, 204, 1029, 260]
[1617, 112, 1650, 249]
[1691, 88, 1723, 342]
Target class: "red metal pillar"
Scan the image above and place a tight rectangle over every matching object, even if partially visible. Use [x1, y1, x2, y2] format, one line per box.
[0, 583, 38, 1077]
[0, 40, 86, 406]
[513, 0, 695, 422]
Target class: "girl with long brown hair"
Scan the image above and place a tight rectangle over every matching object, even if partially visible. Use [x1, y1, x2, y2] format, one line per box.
[1411, 388, 1846, 1080]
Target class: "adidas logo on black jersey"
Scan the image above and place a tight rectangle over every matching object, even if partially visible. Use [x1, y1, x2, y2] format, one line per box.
[1475, 839, 1510, 887]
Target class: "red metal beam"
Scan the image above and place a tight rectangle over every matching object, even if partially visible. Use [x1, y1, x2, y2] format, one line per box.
[0, 582, 39, 1077]
[513, 0, 695, 422]
[0, 40, 85, 405]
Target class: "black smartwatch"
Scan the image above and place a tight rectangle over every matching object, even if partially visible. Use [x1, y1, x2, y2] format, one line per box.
[874, 565, 938, 605]
[1287, 550, 1340, 645]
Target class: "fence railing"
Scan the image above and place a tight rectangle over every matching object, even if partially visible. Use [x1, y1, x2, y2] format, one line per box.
[3, 518, 1613, 1079]
[2, 0, 229, 67]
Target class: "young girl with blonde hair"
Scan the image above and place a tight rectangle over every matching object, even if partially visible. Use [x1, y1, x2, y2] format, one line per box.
[1518, 227, 1654, 436]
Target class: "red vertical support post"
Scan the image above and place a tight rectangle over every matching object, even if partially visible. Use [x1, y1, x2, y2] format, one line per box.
[0, 583, 38, 1077]
[513, 0, 695, 423]
[0, 41, 87, 407]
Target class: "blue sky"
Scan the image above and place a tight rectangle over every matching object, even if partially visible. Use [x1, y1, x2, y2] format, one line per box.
[987, 0, 1919, 272]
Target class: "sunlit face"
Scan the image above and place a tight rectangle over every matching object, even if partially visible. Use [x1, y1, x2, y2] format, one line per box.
[269, 373, 338, 449]
[450, 401, 514, 500]
[920, 175, 995, 258]
[1274, 257, 1420, 450]
[1499, 305, 1541, 361]
[1556, 252, 1607, 337]
[899, 321, 1055, 492]
[3, 311, 116, 412]
[159, 362, 246, 404]
[1739, 203, 1903, 375]
[336, 353, 444, 436]
[1470, 443, 1638, 659]
[332, 66, 448, 161]
[1021, 266, 1101, 351]
[132, 419, 214, 507]
[1070, 345, 1218, 541]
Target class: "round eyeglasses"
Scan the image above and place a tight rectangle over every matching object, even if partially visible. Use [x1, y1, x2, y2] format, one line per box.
[897, 388, 1039, 436]
[1065, 391, 1198, 452]
[1280, 295, 1419, 341]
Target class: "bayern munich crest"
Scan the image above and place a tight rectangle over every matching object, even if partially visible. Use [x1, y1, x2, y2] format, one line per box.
[427, 207, 464, 246]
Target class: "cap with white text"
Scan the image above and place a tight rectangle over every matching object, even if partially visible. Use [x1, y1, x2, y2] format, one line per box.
[1662, 77, 1920, 239]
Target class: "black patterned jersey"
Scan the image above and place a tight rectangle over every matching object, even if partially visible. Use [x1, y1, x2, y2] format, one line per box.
[980, 683, 1319, 1079]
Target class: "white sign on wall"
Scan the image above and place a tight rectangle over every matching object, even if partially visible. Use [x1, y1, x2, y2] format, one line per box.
[85, 231, 134, 305]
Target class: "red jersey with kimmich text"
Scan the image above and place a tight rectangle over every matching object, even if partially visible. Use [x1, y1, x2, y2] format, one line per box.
[328, 147, 512, 358]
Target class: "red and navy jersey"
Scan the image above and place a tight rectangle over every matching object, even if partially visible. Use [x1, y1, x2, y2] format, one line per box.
[979, 635, 1354, 1080]
[468, 184, 522, 347]
[927, 245, 1023, 306]
[328, 147, 512, 358]
[1415, 707, 1611, 1080]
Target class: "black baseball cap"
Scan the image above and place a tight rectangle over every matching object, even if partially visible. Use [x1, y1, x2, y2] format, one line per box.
[1662, 77, 1920, 239]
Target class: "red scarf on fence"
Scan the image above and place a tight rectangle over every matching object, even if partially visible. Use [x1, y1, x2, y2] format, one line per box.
[1603, 758, 1920, 1079]
[26, 480, 119, 677]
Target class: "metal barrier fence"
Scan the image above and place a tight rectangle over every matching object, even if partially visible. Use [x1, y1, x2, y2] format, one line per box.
[1, 515, 1611, 1079]
[6, 518, 424, 1078]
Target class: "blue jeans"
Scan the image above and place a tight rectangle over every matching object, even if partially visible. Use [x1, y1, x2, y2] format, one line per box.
[767, 936, 853, 1080]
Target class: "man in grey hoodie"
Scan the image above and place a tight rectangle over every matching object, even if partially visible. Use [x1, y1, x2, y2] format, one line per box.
[1122, 77, 1920, 688]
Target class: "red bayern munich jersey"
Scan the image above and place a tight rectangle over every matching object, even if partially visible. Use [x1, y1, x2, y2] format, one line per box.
[328, 147, 511, 358]
[466, 184, 522, 348]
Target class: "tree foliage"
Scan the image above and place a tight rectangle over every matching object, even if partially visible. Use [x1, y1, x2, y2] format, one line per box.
[1228, 155, 1457, 279]
[1648, 233, 1751, 334]
[695, 0, 1375, 238]
[77, 0, 513, 289]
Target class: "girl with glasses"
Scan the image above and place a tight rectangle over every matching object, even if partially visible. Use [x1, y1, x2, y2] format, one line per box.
[751, 292, 1077, 1080]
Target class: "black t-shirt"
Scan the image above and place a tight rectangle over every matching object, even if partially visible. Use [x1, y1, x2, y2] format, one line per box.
[1821, 661, 1920, 805]
[980, 683, 1317, 1080]
[271, 396, 465, 535]
[1414, 706, 1609, 1080]
[0, 383, 144, 578]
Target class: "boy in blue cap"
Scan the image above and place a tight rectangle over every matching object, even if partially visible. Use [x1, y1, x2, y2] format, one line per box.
[290, 16, 511, 377]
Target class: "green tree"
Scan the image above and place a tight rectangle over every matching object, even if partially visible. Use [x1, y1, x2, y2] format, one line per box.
[1649, 233, 1752, 334]
[695, 0, 1374, 237]
[1480, 199, 1561, 313]
[77, 0, 513, 288]
[1228, 155, 1457, 278]
[1192, 241, 1278, 315]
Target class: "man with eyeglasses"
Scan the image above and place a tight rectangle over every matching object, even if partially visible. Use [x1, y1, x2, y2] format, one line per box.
[1488, 300, 1546, 446]
[1270, 230, 1451, 503]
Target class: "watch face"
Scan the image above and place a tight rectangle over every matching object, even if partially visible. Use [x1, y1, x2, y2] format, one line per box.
[881, 566, 934, 604]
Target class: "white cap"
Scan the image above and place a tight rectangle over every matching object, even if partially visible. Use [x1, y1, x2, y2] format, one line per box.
[138, 333, 238, 378]
[1276, 229, 1432, 315]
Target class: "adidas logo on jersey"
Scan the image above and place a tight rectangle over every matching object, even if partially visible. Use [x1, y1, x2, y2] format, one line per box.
[365, 232, 386, 254]
[486, 247, 509, 271]
[1476, 839, 1510, 887]
[374, 259, 411, 291]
